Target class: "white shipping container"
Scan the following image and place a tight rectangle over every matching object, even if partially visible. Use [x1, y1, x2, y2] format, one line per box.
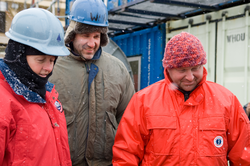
[166, 3, 250, 106]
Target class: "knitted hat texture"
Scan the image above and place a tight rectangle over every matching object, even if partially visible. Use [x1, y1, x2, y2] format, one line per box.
[162, 32, 207, 69]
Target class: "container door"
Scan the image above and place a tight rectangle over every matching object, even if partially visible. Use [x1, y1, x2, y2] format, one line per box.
[217, 12, 250, 105]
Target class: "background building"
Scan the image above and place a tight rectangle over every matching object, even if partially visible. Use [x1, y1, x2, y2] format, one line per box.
[0, 0, 67, 57]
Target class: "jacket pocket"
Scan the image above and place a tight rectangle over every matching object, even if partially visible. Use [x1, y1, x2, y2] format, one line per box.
[146, 116, 178, 155]
[104, 111, 118, 160]
[198, 117, 227, 156]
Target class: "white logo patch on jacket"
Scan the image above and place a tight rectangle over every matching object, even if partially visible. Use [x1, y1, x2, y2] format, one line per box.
[55, 100, 63, 113]
[214, 136, 223, 148]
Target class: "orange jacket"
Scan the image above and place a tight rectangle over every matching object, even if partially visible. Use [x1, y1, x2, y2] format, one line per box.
[0, 61, 71, 166]
[112, 67, 250, 166]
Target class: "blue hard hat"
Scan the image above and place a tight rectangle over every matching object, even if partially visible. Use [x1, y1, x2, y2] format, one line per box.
[69, 0, 109, 27]
[5, 8, 70, 56]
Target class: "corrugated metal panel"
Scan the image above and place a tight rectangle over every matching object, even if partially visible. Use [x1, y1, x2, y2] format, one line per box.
[166, 3, 250, 106]
[216, 6, 250, 106]
[111, 23, 166, 90]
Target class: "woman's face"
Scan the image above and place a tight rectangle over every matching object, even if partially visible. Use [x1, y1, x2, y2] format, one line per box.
[26, 55, 56, 78]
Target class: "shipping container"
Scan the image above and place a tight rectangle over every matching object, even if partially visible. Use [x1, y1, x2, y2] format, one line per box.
[111, 24, 166, 91]
[166, 3, 250, 106]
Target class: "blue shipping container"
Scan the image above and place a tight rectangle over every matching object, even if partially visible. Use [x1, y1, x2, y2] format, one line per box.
[111, 24, 166, 90]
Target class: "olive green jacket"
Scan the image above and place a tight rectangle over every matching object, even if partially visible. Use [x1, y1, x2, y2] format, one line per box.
[49, 49, 135, 166]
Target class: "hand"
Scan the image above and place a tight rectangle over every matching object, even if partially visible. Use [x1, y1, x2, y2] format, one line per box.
[246, 103, 250, 117]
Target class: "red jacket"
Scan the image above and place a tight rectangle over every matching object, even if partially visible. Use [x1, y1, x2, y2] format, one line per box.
[112, 67, 250, 166]
[0, 61, 71, 166]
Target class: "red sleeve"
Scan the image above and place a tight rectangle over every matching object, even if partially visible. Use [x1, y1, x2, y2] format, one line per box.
[0, 112, 16, 165]
[227, 96, 250, 165]
[112, 94, 148, 166]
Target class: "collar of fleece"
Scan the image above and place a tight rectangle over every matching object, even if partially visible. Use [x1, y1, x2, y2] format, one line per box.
[0, 60, 54, 103]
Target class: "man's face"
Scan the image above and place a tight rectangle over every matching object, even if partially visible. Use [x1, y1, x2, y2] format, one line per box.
[72, 32, 101, 60]
[167, 65, 203, 91]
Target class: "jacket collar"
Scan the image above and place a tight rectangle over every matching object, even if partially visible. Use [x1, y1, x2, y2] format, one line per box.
[0, 60, 53, 103]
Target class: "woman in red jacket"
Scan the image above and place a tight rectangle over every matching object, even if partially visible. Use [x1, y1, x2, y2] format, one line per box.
[0, 8, 71, 165]
[112, 32, 250, 166]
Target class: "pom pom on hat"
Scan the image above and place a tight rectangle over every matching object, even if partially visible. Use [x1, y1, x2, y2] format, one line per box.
[162, 32, 207, 69]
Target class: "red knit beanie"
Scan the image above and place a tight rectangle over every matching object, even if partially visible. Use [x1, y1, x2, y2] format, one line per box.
[162, 32, 207, 69]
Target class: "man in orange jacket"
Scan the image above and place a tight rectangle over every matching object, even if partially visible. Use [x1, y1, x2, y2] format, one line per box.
[112, 32, 250, 166]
